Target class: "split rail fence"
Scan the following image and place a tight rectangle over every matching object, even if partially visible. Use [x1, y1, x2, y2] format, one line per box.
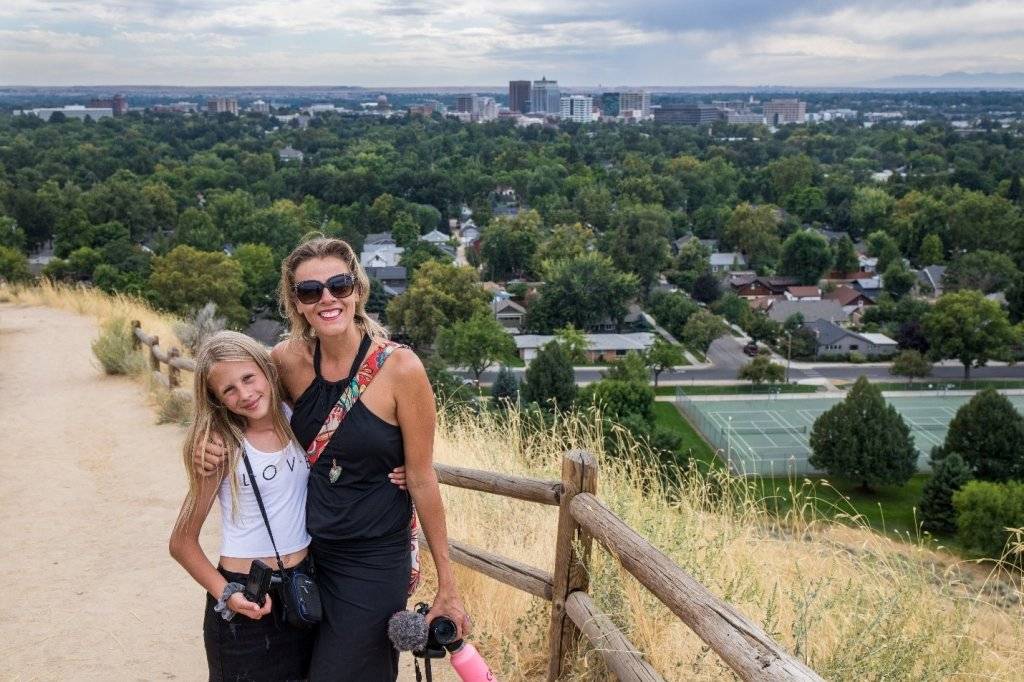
[132, 321, 822, 681]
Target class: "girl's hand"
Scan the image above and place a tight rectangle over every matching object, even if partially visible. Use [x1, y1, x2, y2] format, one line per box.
[227, 591, 273, 620]
[194, 433, 228, 477]
[429, 588, 471, 639]
[388, 465, 407, 490]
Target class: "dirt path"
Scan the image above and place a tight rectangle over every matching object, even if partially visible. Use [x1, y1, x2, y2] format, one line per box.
[0, 304, 423, 681]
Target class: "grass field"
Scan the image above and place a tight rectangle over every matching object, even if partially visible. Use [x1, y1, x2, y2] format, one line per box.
[651, 402, 720, 471]
[655, 383, 820, 396]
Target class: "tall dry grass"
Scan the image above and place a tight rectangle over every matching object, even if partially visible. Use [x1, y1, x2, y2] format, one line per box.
[414, 407, 1024, 681]
[9, 283, 1024, 680]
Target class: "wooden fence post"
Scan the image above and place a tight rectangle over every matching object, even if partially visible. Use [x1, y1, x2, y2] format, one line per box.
[546, 450, 598, 681]
[131, 320, 141, 350]
[149, 335, 160, 372]
[168, 347, 181, 388]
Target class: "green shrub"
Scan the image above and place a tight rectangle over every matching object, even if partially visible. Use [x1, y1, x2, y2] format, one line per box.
[848, 350, 867, 364]
[156, 388, 193, 426]
[952, 480, 1024, 561]
[91, 316, 145, 375]
[920, 452, 972, 535]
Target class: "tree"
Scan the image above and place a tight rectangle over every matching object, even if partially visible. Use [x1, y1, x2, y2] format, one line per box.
[923, 290, 1017, 378]
[667, 239, 710, 291]
[580, 379, 654, 423]
[521, 340, 577, 411]
[0, 245, 31, 283]
[647, 338, 685, 387]
[723, 203, 781, 270]
[737, 355, 784, 385]
[919, 453, 972, 535]
[525, 253, 637, 333]
[0, 216, 26, 253]
[147, 245, 247, 325]
[850, 187, 894, 239]
[533, 222, 593, 273]
[943, 389, 1024, 482]
[953, 480, 1024, 560]
[889, 350, 932, 385]
[808, 377, 917, 491]
[175, 207, 223, 252]
[832, 234, 859, 275]
[604, 350, 650, 385]
[867, 230, 902, 272]
[882, 262, 916, 300]
[682, 310, 724, 354]
[690, 272, 722, 304]
[554, 324, 588, 365]
[391, 211, 421, 248]
[604, 204, 671, 296]
[481, 210, 541, 281]
[400, 241, 450, 277]
[233, 243, 278, 312]
[386, 261, 490, 348]
[648, 290, 700, 339]
[436, 311, 517, 385]
[490, 365, 519, 407]
[780, 231, 832, 285]
[944, 251, 1020, 294]
[748, 314, 782, 346]
[918, 234, 944, 267]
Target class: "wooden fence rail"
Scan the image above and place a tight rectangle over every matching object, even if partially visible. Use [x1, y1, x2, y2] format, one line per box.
[131, 321, 823, 682]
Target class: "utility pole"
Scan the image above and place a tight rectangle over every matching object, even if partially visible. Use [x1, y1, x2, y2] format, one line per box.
[785, 331, 792, 384]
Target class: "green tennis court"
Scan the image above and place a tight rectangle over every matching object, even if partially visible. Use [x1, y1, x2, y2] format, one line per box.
[675, 392, 1024, 476]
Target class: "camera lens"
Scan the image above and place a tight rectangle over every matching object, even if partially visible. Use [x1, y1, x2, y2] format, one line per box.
[430, 616, 459, 646]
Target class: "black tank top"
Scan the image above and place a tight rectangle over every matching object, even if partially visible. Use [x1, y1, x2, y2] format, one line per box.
[290, 335, 411, 541]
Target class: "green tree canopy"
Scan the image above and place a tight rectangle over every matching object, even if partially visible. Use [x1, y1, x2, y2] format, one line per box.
[0, 245, 30, 282]
[919, 452, 972, 535]
[889, 350, 932, 384]
[723, 203, 782, 271]
[943, 250, 1020, 294]
[525, 252, 637, 333]
[832, 234, 859, 275]
[882, 262, 917, 300]
[147, 245, 247, 325]
[682, 310, 724, 353]
[808, 376, 917, 491]
[436, 310, 517, 384]
[603, 204, 672, 296]
[481, 210, 542, 281]
[232, 243, 278, 312]
[917, 234, 944, 267]
[646, 338, 685, 387]
[175, 207, 223, 252]
[386, 261, 490, 348]
[521, 340, 577, 411]
[737, 354, 785, 385]
[923, 290, 1017, 378]
[779, 230, 833, 285]
[943, 388, 1024, 482]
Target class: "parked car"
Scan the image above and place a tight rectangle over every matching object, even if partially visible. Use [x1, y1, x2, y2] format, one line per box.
[742, 342, 760, 357]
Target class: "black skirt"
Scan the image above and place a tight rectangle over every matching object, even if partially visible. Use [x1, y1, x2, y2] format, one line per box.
[308, 528, 410, 681]
[203, 560, 316, 682]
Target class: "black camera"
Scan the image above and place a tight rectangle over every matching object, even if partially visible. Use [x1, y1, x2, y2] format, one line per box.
[414, 602, 461, 657]
[243, 559, 273, 607]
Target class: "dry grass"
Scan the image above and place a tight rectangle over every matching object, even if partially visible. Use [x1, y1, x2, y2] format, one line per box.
[11, 283, 1024, 680]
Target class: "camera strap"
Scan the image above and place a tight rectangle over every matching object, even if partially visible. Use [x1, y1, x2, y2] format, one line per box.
[241, 451, 286, 572]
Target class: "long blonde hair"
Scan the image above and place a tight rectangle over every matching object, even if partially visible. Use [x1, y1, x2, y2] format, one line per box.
[177, 330, 293, 522]
[278, 236, 389, 345]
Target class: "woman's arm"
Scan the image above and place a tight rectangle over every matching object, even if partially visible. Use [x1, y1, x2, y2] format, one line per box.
[168, 469, 271, 620]
[392, 349, 470, 636]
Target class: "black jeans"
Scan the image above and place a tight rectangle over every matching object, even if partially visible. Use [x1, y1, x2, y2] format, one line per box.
[203, 560, 316, 682]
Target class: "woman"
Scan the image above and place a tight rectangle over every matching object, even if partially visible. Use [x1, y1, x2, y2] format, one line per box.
[201, 236, 469, 680]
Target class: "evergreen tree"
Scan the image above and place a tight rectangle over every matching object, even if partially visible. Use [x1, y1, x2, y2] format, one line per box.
[691, 272, 722, 304]
[808, 377, 917, 491]
[521, 340, 577, 411]
[943, 388, 1024, 481]
[919, 452, 972, 535]
[490, 365, 519, 408]
[833, 234, 859, 275]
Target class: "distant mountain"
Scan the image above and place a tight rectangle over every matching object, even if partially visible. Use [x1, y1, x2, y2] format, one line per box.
[870, 72, 1024, 89]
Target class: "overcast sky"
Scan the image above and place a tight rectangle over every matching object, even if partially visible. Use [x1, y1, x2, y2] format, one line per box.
[1, 0, 1022, 86]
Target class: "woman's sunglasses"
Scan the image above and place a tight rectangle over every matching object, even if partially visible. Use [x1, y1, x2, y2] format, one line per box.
[293, 273, 357, 305]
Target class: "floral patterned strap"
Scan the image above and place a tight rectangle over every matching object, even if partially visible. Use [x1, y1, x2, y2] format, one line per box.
[305, 341, 403, 465]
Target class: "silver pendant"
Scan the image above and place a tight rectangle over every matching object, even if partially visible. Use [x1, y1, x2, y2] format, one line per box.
[329, 458, 342, 484]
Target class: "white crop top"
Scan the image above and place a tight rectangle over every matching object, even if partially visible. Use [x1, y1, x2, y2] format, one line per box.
[218, 405, 312, 559]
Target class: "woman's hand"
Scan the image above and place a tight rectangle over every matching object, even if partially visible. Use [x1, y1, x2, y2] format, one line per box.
[227, 592, 273, 620]
[193, 433, 227, 477]
[388, 465, 407, 490]
[428, 587, 471, 639]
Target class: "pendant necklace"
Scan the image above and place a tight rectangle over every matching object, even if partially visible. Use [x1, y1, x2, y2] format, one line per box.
[329, 457, 343, 484]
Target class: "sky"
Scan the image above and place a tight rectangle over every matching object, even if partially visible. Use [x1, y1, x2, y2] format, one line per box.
[0, 0, 1022, 87]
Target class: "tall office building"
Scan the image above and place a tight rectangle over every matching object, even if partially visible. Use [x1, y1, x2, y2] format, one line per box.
[763, 99, 806, 125]
[560, 95, 593, 123]
[206, 97, 239, 115]
[87, 93, 128, 116]
[618, 90, 651, 119]
[653, 104, 723, 125]
[530, 77, 560, 114]
[508, 80, 531, 113]
[455, 94, 476, 113]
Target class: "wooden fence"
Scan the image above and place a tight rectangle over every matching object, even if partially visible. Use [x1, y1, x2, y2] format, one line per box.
[132, 322, 822, 682]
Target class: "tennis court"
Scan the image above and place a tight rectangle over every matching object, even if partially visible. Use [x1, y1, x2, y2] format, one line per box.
[675, 392, 1024, 476]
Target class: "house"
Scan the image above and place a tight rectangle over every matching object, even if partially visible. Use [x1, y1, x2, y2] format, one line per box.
[493, 298, 527, 333]
[784, 286, 821, 301]
[458, 220, 480, 246]
[916, 265, 946, 298]
[709, 252, 747, 273]
[767, 300, 848, 324]
[360, 232, 404, 268]
[853, 276, 883, 301]
[672, 235, 719, 255]
[365, 265, 408, 295]
[858, 254, 878, 273]
[420, 229, 450, 245]
[513, 332, 655, 363]
[729, 275, 801, 299]
[804, 319, 898, 358]
[278, 145, 304, 163]
[590, 302, 646, 333]
[814, 227, 847, 244]
[823, 285, 875, 315]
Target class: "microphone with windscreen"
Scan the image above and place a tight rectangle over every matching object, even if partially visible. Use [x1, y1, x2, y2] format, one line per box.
[389, 604, 496, 681]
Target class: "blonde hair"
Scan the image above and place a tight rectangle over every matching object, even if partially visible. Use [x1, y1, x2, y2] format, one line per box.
[278, 236, 389, 345]
[177, 330, 293, 523]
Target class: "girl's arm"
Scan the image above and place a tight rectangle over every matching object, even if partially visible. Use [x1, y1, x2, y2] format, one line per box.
[392, 349, 470, 637]
[169, 468, 271, 620]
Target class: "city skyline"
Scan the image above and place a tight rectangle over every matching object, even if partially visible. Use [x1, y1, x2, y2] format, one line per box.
[1, 1, 1023, 87]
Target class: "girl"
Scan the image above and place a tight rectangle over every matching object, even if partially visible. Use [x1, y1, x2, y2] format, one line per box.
[170, 331, 315, 681]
